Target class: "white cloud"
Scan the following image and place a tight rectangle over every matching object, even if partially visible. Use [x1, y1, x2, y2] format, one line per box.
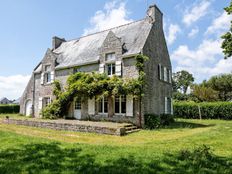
[83, 1, 133, 35]
[188, 27, 199, 38]
[206, 11, 232, 35]
[171, 38, 232, 82]
[182, 0, 211, 26]
[0, 75, 30, 100]
[166, 24, 181, 45]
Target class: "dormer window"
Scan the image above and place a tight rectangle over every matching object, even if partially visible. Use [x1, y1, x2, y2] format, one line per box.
[105, 53, 115, 62]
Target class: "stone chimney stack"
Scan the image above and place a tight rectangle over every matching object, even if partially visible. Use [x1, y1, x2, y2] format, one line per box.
[146, 4, 163, 25]
[52, 36, 66, 50]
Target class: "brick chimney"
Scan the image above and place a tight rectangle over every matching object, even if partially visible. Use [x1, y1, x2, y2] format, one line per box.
[52, 36, 66, 50]
[146, 4, 163, 25]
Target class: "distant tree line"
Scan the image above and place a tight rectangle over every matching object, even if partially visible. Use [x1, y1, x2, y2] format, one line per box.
[172, 70, 232, 102]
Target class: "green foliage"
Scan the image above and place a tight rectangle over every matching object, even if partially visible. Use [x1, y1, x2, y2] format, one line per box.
[42, 54, 149, 119]
[205, 73, 232, 101]
[173, 70, 194, 94]
[144, 114, 174, 129]
[221, 1, 232, 59]
[0, 104, 20, 114]
[173, 91, 190, 101]
[192, 85, 219, 102]
[174, 101, 232, 120]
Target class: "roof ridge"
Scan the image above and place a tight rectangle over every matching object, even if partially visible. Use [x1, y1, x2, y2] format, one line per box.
[66, 18, 146, 42]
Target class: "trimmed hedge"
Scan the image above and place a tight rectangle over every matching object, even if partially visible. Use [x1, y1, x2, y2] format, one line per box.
[174, 101, 232, 120]
[0, 104, 20, 114]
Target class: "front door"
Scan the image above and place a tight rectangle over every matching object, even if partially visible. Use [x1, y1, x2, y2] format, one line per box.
[74, 99, 81, 119]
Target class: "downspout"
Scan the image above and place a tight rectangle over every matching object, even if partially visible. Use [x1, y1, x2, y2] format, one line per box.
[32, 72, 36, 117]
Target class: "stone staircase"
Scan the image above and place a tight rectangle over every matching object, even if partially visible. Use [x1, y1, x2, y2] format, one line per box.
[123, 124, 141, 134]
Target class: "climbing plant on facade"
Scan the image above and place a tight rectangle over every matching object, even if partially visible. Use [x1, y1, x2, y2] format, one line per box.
[41, 54, 149, 119]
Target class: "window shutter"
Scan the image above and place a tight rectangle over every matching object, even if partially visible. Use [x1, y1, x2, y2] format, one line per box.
[88, 98, 95, 115]
[40, 73, 44, 85]
[126, 95, 133, 117]
[164, 67, 167, 82]
[169, 69, 172, 83]
[171, 98, 173, 115]
[38, 97, 43, 111]
[115, 61, 122, 76]
[99, 63, 105, 74]
[164, 97, 168, 114]
[158, 64, 162, 80]
[51, 71, 55, 82]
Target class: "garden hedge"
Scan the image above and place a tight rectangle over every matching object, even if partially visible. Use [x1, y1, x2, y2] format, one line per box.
[174, 102, 232, 120]
[0, 104, 20, 114]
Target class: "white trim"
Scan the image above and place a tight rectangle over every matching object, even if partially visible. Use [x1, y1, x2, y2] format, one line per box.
[169, 69, 172, 83]
[115, 61, 122, 76]
[51, 71, 55, 82]
[38, 97, 43, 111]
[99, 63, 105, 74]
[88, 98, 95, 115]
[126, 95, 133, 117]
[171, 98, 173, 115]
[164, 67, 167, 82]
[40, 73, 44, 85]
[164, 97, 168, 114]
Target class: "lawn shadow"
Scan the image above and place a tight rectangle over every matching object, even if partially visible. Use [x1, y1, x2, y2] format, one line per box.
[163, 121, 215, 129]
[0, 143, 231, 174]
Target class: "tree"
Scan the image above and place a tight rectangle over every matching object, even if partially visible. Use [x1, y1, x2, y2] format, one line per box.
[221, 1, 232, 59]
[173, 70, 194, 94]
[192, 85, 219, 102]
[206, 73, 232, 101]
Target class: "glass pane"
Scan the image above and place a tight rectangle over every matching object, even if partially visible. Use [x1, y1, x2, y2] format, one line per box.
[115, 96, 120, 113]
[106, 53, 115, 61]
[108, 64, 112, 75]
[45, 65, 51, 72]
[112, 64, 115, 74]
[47, 73, 51, 82]
[121, 95, 126, 114]
[104, 98, 108, 113]
[99, 99, 103, 113]
[75, 100, 81, 109]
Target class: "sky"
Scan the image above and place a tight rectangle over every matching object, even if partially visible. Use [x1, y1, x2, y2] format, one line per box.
[0, 0, 231, 100]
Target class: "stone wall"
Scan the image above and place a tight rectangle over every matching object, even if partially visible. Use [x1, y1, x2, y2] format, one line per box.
[3, 119, 126, 136]
[142, 6, 172, 118]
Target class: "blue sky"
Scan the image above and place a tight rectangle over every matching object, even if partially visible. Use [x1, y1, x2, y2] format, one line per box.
[0, 0, 231, 99]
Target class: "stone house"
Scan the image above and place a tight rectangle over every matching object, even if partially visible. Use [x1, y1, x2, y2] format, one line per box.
[0, 97, 11, 104]
[20, 5, 172, 127]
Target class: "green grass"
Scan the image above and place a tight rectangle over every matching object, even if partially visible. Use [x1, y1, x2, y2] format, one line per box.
[0, 114, 232, 173]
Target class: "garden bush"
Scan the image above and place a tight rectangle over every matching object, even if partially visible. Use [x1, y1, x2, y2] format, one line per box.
[144, 114, 174, 129]
[0, 104, 20, 114]
[174, 101, 232, 120]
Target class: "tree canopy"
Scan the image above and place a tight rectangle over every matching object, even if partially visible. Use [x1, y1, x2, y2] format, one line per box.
[221, 1, 232, 59]
[173, 70, 194, 94]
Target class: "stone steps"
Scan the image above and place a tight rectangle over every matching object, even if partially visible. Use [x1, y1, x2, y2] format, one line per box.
[123, 124, 141, 134]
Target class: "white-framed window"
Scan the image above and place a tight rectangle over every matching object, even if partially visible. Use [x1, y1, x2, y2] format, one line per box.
[44, 65, 51, 84]
[115, 95, 126, 114]
[75, 99, 81, 110]
[43, 97, 51, 108]
[107, 63, 115, 76]
[165, 97, 172, 114]
[98, 97, 108, 114]
[105, 53, 116, 62]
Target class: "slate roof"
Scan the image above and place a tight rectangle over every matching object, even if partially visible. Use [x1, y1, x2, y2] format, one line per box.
[53, 19, 152, 69]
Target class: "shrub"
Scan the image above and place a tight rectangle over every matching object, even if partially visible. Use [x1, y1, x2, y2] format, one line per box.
[174, 101, 232, 120]
[144, 114, 174, 129]
[0, 104, 20, 114]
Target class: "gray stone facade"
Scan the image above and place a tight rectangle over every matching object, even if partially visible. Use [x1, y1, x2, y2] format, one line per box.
[20, 5, 172, 127]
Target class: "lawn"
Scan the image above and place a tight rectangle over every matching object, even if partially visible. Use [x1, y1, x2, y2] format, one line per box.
[0, 114, 231, 174]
